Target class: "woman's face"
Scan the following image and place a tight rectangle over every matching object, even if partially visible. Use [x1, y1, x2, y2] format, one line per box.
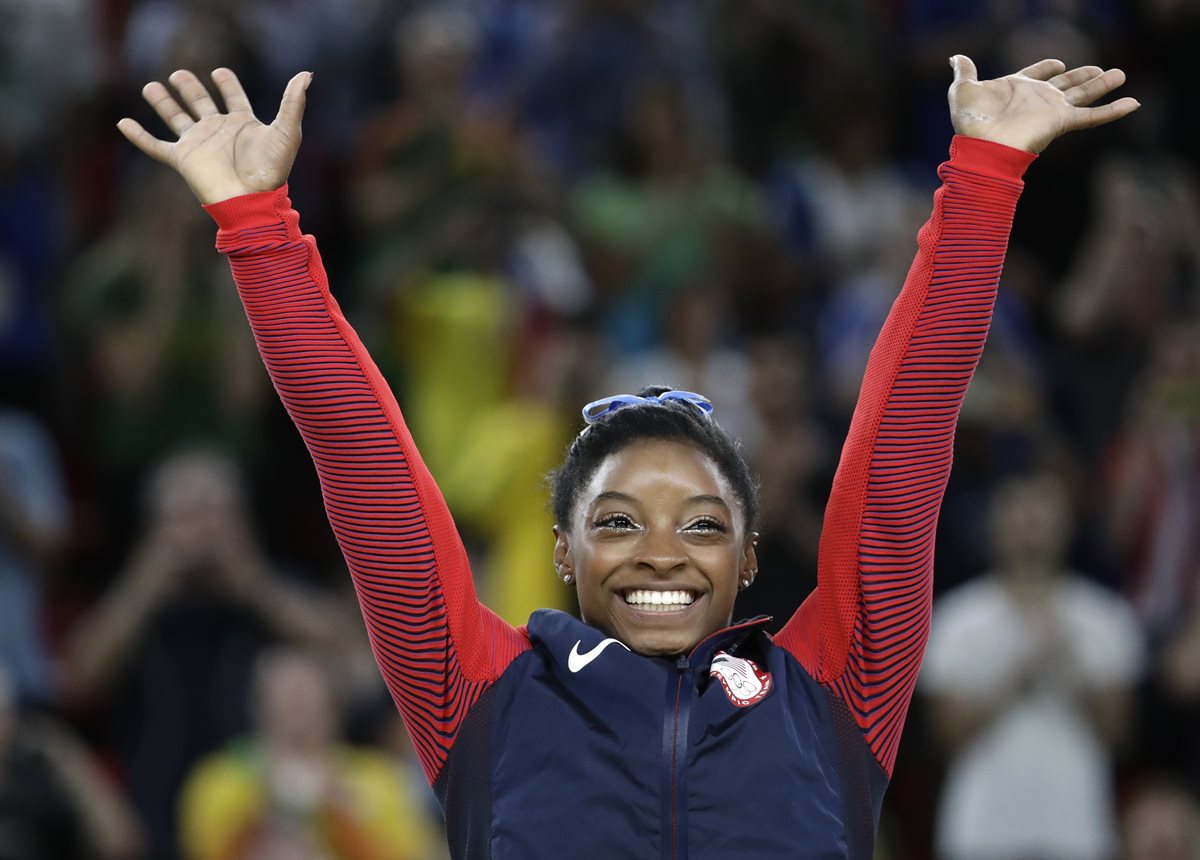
[554, 439, 757, 657]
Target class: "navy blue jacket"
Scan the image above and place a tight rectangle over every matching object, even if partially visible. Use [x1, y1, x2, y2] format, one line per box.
[436, 610, 887, 859]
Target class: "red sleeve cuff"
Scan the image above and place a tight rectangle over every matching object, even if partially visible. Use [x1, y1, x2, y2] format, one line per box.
[202, 184, 292, 232]
[947, 135, 1037, 181]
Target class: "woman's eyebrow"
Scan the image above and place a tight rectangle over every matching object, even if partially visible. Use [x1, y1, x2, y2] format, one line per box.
[592, 491, 637, 506]
[590, 491, 731, 513]
[688, 494, 731, 513]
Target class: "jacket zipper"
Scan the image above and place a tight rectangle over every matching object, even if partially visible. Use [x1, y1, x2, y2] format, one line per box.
[663, 655, 691, 860]
[661, 619, 763, 859]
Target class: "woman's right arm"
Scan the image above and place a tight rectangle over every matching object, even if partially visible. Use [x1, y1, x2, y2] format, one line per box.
[119, 69, 530, 786]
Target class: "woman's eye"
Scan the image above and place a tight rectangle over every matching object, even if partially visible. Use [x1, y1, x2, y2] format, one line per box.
[595, 514, 636, 530]
[687, 518, 727, 533]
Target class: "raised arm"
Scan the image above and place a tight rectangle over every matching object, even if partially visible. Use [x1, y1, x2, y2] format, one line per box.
[774, 56, 1139, 776]
[118, 69, 530, 785]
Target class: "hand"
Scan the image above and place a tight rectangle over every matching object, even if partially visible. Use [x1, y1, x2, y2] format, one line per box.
[1004, 606, 1072, 697]
[948, 55, 1140, 154]
[1161, 609, 1200, 700]
[118, 68, 311, 204]
[208, 522, 270, 604]
[267, 752, 338, 813]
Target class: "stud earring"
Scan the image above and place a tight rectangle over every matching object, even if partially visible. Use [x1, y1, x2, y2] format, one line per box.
[740, 578, 751, 590]
[562, 572, 574, 585]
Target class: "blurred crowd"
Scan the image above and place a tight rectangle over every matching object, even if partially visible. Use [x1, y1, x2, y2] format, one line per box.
[1, 0, 1199, 858]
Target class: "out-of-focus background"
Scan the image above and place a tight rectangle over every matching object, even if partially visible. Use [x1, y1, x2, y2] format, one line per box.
[1, 0, 1199, 858]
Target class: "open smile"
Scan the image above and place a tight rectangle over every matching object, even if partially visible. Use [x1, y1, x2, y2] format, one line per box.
[619, 588, 701, 614]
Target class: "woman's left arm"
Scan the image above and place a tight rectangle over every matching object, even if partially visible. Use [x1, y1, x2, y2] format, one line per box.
[774, 56, 1138, 777]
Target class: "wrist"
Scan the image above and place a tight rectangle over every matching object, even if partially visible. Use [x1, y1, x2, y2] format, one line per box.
[948, 135, 1038, 180]
[204, 184, 291, 231]
[192, 181, 259, 207]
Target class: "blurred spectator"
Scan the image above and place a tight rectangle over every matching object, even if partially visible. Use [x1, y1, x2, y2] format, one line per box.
[920, 472, 1144, 860]
[937, 316, 1080, 587]
[709, 0, 888, 176]
[571, 75, 761, 353]
[1051, 157, 1200, 461]
[733, 333, 831, 629]
[65, 172, 271, 538]
[0, 410, 69, 707]
[349, 5, 496, 297]
[808, 171, 926, 418]
[66, 447, 350, 859]
[0, 0, 101, 154]
[1136, 0, 1200, 161]
[178, 648, 444, 860]
[379, 268, 590, 623]
[773, 95, 919, 283]
[0, 137, 61, 397]
[1107, 321, 1200, 792]
[0, 664, 143, 860]
[468, 0, 722, 180]
[0, 662, 85, 859]
[765, 93, 927, 418]
[1122, 776, 1200, 860]
[1107, 321, 1200, 634]
[1150, 592, 1200, 790]
[432, 320, 590, 625]
[605, 277, 763, 456]
[122, 1, 255, 88]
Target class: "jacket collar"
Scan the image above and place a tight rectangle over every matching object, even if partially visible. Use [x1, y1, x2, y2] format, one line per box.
[527, 610, 773, 671]
[686, 615, 772, 667]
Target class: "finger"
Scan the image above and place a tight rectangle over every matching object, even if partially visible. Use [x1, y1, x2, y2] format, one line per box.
[210, 67, 253, 114]
[142, 81, 194, 136]
[950, 54, 978, 84]
[167, 69, 220, 118]
[1065, 96, 1141, 132]
[1063, 67, 1127, 106]
[1017, 58, 1067, 81]
[1046, 65, 1103, 91]
[271, 71, 312, 136]
[116, 118, 173, 164]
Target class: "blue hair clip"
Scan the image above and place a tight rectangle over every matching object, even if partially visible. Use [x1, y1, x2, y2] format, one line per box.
[581, 390, 714, 425]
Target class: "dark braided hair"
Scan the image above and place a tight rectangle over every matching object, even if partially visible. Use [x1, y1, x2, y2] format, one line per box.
[550, 385, 758, 532]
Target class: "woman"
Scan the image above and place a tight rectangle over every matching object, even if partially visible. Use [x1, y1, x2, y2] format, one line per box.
[118, 56, 1137, 858]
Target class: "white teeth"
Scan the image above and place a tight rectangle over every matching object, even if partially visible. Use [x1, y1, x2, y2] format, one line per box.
[622, 589, 696, 611]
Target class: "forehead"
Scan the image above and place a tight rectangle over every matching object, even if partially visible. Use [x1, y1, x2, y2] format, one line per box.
[582, 439, 737, 508]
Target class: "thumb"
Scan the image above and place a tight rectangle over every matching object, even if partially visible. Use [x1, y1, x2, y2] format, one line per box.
[272, 71, 311, 136]
[950, 54, 978, 85]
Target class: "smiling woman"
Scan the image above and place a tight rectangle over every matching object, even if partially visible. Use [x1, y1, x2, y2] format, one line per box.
[555, 433, 757, 657]
[118, 53, 1139, 859]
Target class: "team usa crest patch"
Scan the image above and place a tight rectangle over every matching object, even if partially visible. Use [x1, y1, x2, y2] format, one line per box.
[710, 651, 772, 707]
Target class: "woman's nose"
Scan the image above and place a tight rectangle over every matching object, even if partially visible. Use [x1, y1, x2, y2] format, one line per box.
[635, 527, 687, 573]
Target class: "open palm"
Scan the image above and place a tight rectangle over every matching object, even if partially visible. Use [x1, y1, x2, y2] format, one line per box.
[118, 68, 311, 204]
[949, 56, 1139, 154]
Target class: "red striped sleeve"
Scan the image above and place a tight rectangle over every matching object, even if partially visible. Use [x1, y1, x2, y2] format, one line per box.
[773, 136, 1036, 776]
[205, 187, 531, 784]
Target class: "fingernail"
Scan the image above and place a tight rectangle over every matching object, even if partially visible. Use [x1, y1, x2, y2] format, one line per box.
[304, 72, 313, 90]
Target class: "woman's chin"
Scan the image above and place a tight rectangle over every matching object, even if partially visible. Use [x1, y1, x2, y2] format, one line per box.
[620, 625, 707, 659]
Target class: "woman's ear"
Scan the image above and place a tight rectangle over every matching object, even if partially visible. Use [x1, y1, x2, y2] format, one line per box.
[553, 525, 574, 583]
[741, 532, 759, 588]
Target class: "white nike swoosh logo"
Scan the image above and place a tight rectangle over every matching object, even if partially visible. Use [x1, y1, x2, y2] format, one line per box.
[568, 638, 630, 673]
